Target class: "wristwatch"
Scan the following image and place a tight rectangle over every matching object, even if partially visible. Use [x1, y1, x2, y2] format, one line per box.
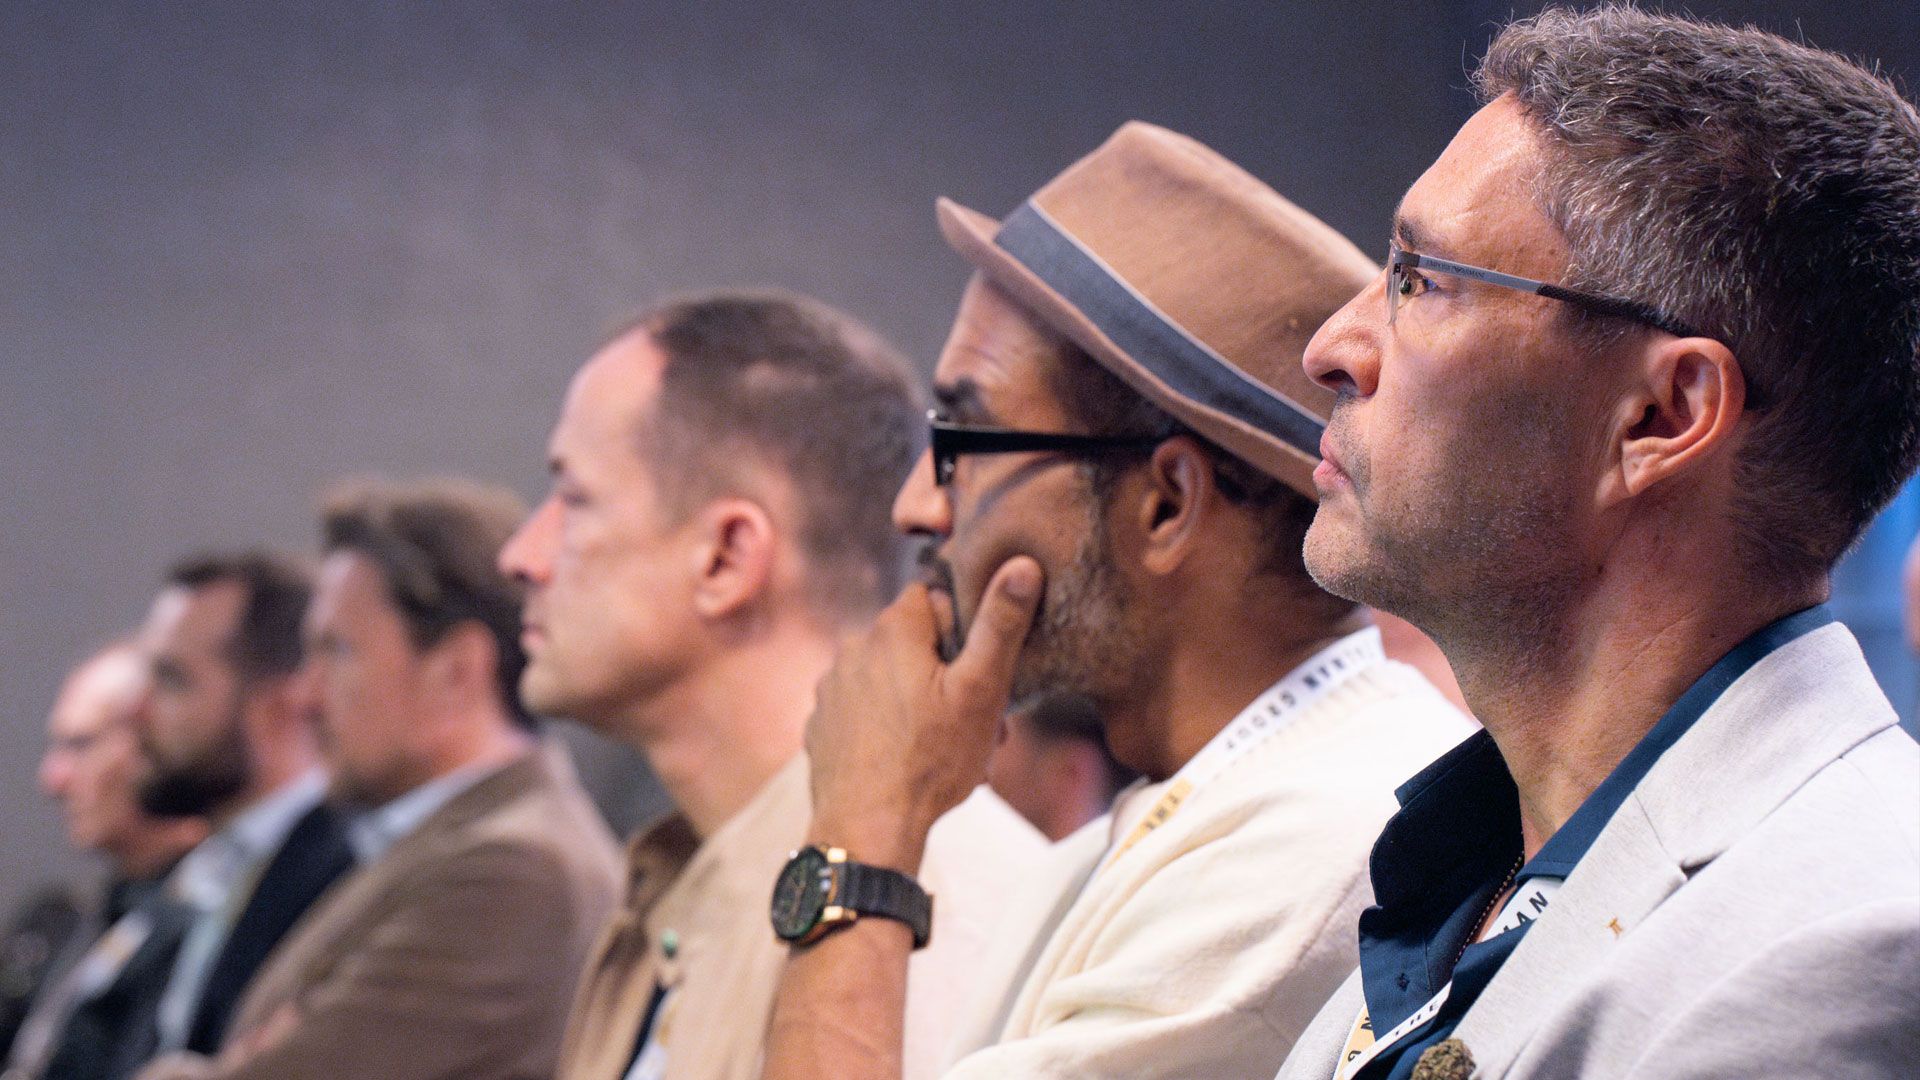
[770, 845, 933, 949]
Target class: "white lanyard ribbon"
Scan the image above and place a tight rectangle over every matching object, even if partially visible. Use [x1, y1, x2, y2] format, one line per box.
[1326, 876, 1563, 1080]
[1098, 628, 1384, 875]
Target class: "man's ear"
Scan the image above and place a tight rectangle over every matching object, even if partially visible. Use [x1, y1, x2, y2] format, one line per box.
[1131, 436, 1218, 576]
[690, 497, 778, 620]
[421, 622, 499, 703]
[1612, 336, 1746, 501]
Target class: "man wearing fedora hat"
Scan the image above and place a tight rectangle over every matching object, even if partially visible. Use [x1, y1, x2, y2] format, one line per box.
[758, 123, 1471, 1079]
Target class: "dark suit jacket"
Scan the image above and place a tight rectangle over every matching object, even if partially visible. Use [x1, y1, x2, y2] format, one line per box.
[6, 803, 347, 1080]
[182, 804, 352, 1054]
[0, 884, 86, 1057]
[27, 884, 193, 1080]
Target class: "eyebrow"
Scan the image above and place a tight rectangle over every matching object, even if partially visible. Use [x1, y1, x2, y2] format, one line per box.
[931, 378, 995, 425]
[1390, 210, 1445, 260]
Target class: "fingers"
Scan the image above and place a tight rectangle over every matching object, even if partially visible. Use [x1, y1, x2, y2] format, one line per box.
[947, 555, 1043, 700]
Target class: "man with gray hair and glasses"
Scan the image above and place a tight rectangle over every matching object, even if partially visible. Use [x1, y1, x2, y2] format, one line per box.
[1275, 8, 1920, 1079]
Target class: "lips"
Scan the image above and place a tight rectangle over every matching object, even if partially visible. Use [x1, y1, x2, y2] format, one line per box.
[1316, 431, 1351, 491]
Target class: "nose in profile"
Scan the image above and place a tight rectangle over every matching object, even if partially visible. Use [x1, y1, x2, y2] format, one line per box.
[1303, 278, 1386, 400]
[498, 498, 559, 585]
[891, 448, 953, 539]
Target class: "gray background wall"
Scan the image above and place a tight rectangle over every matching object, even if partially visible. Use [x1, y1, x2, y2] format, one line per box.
[4, 0, 1916, 912]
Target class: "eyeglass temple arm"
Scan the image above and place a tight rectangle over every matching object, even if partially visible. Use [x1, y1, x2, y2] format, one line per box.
[1399, 251, 1702, 338]
[930, 426, 1163, 455]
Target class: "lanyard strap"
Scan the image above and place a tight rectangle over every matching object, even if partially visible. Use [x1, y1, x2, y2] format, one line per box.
[1100, 628, 1384, 875]
[1329, 876, 1564, 1080]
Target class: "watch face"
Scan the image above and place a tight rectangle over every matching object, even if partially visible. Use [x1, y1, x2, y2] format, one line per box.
[770, 846, 832, 941]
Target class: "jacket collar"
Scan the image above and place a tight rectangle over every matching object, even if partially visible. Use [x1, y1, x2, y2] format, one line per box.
[1454, 619, 1899, 1075]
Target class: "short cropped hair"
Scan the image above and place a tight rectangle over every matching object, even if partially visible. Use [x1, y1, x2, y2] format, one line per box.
[1478, 6, 1920, 581]
[1046, 337, 1356, 623]
[165, 551, 312, 683]
[321, 478, 534, 729]
[624, 290, 925, 623]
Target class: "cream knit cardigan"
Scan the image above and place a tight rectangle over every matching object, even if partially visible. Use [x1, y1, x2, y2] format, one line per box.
[940, 657, 1474, 1080]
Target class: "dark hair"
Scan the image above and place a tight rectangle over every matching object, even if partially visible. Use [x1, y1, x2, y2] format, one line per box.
[626, 290, 925, 623]
[1478, 6, 1920, 581]
[321, 478, 535, 730]
[1045, 337, 1355, 621]
[164, 551, 312, 683]
[1013, 690, 1138, 802]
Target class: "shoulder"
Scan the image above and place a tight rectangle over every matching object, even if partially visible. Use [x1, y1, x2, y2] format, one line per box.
[1530, 895, 1920, 1078]
[1692, 725, 1919, 899]
[441, 752, 623, 879]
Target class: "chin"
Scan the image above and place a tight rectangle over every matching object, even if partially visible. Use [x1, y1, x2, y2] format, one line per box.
[516, 667, 569, 719]
[1302, 516, 1370, 604]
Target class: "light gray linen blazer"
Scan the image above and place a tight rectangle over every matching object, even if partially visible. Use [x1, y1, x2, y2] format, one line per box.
[1277, 621, 1920, 1080]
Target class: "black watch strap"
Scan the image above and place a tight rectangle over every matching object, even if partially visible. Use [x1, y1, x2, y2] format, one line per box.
[840, 862, 933, 949]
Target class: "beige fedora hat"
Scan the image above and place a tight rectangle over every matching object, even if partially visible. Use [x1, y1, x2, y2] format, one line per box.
[938, 121, 1378, 497]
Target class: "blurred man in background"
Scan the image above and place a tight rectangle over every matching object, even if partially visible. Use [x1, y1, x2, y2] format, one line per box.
[124, 553, 353, 1065]
[499, 291, 1046, 1080]
[139, 479, 620, 1080]
[987, 692, 1134, 843]
[2, 644, 207, 1080]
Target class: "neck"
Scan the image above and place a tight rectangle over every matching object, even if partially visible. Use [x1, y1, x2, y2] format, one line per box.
[112, 820, 209, 880]
[1442, 549, 1823, 859]
[1118, 591, 1371, 782]
[627, 619, 837, 838]
[417, 701, 534, 791]
[214, 732, 322, 830]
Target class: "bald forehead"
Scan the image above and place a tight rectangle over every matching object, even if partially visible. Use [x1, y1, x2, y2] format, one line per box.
[553, 331, 667, 461]
[51, 648, 147, 736]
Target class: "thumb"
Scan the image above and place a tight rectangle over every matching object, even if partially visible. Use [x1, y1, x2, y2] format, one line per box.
[948, 555, 1043, 700]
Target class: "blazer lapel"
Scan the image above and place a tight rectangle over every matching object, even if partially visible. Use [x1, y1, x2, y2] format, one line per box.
[189, 802, 353, 1052]
[1451, 796, 1684, 1075]
[1452, 623, 1897, 1076]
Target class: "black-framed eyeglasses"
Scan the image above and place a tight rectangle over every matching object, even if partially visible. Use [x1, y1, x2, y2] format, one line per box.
[927, 412, 1165, 486]
[1387, 239, 1704, 339]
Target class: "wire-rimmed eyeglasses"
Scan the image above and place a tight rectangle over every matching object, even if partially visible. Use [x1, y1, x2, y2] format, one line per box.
[1387, 239, 1704, 339]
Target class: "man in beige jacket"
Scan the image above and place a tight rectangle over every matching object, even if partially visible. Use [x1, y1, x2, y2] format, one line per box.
[138, 479, 620, 1080]
[499, 291, 1046, 1080]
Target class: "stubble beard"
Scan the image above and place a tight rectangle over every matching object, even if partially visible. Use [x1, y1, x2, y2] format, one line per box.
[928, 498, 1139, 711]
[1007, 501, 1137, 709]
[1307, 402, 1587, 676]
